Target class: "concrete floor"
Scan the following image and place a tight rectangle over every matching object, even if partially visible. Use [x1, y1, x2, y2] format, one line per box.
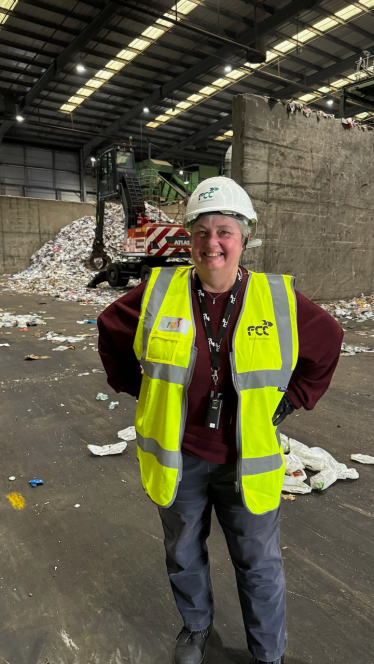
[0, 289, 373, 664]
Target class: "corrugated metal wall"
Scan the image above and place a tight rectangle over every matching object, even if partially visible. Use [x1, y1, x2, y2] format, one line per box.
[0, 144, 96, 202]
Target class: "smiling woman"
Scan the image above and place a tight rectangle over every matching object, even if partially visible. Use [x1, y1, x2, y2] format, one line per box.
[97, 175, 343, 664]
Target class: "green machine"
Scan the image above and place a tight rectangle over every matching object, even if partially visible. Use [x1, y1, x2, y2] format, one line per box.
[136, 159, 219, 205]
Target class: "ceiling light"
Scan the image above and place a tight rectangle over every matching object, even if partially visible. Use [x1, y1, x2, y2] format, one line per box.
[184, 180, 189, 185]
[326, 99, 334, 106]
[76, 64, 86, 73]
[179, 170, 183, 174]
[16, 114, 24, 122]
[224, 65, 232, 73]
[90, 156, 96, 163]
[143, 107, 149, 112]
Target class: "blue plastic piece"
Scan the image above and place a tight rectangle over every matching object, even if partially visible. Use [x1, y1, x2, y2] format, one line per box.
[29, 479, 44, 487]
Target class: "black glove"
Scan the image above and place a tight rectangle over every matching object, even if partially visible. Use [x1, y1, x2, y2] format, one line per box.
[272, 394, 295, 427]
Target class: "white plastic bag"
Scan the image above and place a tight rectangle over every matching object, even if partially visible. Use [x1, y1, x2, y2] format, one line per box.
[284, 453, 305, 475]
[87, 442, 127, 456]
[117, 426, 136, 441]
[351, 454, 374, 464]
[310, 469, 338, 491]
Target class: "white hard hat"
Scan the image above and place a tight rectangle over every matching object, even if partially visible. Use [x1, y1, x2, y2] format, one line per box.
[183, 176, 258, 236]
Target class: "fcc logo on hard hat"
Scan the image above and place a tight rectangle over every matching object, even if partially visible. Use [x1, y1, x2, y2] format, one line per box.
[198, 186, 219, 202]
[247, 320, 273, 337]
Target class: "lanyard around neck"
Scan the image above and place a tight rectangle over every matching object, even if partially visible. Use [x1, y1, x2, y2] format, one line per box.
[195, 269, 242, 385]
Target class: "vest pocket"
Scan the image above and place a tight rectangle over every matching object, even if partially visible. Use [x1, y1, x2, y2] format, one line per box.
[146, 333, 180, 364]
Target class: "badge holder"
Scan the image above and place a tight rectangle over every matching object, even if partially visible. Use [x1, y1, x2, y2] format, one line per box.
[205, 391, 223, 429]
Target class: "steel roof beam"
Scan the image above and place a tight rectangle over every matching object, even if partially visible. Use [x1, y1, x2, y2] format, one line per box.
[155, 44, 374, 158]
[0, 1, 121, 142]
[81, 0, 325, 157]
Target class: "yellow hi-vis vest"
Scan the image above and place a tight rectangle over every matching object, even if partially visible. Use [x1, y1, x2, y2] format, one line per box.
[133, 266, 298, 515]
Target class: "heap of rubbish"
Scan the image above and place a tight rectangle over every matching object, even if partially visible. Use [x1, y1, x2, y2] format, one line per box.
[320, 295, 374, 323]
[0, 203, 172, 308]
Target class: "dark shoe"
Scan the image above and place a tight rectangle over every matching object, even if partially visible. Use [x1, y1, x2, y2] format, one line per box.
[174, 624, 212, 664]
[250, 657, 284, 664]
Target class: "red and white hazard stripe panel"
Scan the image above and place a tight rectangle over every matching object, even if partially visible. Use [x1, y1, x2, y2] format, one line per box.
[146, 225, 191, 256]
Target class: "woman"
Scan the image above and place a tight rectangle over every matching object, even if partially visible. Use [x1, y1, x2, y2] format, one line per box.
[98, 177, 343, 664]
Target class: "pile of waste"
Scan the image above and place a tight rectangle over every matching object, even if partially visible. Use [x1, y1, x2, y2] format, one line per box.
[320, 294, 374, 323]
[0, 203, 172, 308]
[281, 433, 360, 494]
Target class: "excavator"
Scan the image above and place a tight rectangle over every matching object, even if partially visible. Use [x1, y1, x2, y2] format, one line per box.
[86, 142, 192, 288]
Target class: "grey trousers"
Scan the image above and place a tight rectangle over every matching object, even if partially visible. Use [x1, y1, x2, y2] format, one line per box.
[158, 453, 286, 663]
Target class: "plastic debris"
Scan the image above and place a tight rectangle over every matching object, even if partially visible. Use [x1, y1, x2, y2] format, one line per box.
[108, 401, 119, 410]
[40, 331, 96, 344]
[24, 354, 51, 360]
[87, 442, 128, 456]
[74, 504, 80, 508]
[76, 319, 97, 324]
[340, 342, 374, 356]
[29, 479, 44, 487]
[281, 494, 296, 501]
[117, 426, 136, 441]
[321, 294, 374, 323]
[0, 343, 10, 347]
[78, 372, 90, 376]
[92, 368, 105, 373]
[280, 434, 359, 494]
[52, 345, 75, 351]
[0, 312, 46, 328]
[8, 476, 16, 481]
[96, 392, 109, 400]
[351, 453, 374, 464]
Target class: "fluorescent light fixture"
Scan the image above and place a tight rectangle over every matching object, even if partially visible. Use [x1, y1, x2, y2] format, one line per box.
[76, 64, 86, 73]
[90, 157, 96, 163]
[326, 99, 334, 106]
[16, 114, 24, 122]
[143, 107, 149, 112]
[0, 0, 18, 27]
[224, 65, 232, 73]
[59, 0, 197, 113]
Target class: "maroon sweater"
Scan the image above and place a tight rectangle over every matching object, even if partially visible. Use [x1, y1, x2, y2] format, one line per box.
[98, 269, 343, 464]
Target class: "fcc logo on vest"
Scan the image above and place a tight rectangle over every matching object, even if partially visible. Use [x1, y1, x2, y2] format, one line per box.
[247, 320, 273, 337]
[158, 316, 191, 335]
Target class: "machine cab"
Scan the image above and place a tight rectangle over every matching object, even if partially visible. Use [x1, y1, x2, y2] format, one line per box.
[97, 144, 136, 199]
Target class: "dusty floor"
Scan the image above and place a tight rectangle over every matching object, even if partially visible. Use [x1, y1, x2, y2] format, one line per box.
[0, 288, 373, 664]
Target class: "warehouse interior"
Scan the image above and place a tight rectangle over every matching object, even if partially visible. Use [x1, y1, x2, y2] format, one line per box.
[1, 1, 374, 663]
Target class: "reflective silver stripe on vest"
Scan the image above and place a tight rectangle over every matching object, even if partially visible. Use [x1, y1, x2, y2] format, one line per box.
[142, 267, 178, 362]
[137, 433, 179, 469]
[141, 359, 188, 385]
[236, 367, 293, 391]
[266, 274, 294, 371]
[242, 452, 283, 476]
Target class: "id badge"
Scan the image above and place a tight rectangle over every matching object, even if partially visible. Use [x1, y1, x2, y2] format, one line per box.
[205, 391, 223, 429]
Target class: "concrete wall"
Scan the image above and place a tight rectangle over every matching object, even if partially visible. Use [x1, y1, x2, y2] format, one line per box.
[0, 196, 94, 274]
[232, 94, 374, 300]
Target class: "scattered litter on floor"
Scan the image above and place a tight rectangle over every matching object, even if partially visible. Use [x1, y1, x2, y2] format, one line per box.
[76, 319, 97, 324]
[281, 434, 359, 494]
[87, 441, 128, 456]
[24, 354, 51, 360]
[0, 343, 10, 347]
[351, 453, 374, 464]
[29, 479, 44, 487]
[321, 294, 374, 323]
[8, 476, 16, 481]
[117, 426, 136, 441]
[40, 331, 96, 344]
[0, 312, 47, 328]
[96, 392, 108, 400]
[92, 368, 105, 374]
[340, 342, 374, 356]
[281, 494, 295, 501]
[52, 345, 75, 351]
[108, 401, 119, 410]
[74, 504, 80, 508]
[78, 372, 90, 376]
